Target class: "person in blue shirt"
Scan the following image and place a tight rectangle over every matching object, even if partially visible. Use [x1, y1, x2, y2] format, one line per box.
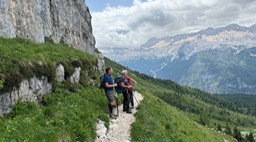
[104, 67, 117, 119]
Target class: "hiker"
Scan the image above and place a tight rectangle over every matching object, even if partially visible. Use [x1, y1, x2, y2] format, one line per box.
[103, 67, 118, 119]
[120, 70, 133, 114]
[122, 70, 137, 109]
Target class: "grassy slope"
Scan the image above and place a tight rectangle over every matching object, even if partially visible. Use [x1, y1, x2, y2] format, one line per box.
[0, 37, 98, 92]
[132, 92, 233, 142]
[0, 38, 252, 141]
[0, 38, 108, 141]
[115, 60, 256, 131]
[0, 37, 95, 65]
[0, 86, 108, 141]
[106, 58, 256, 126]
[105, 58, 235, 142]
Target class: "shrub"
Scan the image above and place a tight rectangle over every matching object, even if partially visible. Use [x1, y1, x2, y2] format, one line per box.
[45, 36, 54, 44]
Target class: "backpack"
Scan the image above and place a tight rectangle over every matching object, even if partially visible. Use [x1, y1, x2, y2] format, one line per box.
[99, 73, 106, 89]
[114, 76, 123, 94]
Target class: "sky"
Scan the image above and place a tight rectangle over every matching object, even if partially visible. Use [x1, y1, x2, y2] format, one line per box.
[86, 0, 256, 50]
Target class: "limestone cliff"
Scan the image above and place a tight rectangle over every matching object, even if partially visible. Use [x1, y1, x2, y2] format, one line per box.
[0, 64, 82, 114]
[0, 0, 104, 70]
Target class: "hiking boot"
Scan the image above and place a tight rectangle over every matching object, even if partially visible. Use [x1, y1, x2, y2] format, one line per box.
[109, 113, 117, 119]
[126, 109, 132, 114]
[131, 106, 134, 109]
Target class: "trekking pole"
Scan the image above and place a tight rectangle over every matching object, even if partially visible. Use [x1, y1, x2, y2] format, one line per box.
[132, 81, 140, 106]
[133, 90, 140, 105]
[133, 94, 140, 105]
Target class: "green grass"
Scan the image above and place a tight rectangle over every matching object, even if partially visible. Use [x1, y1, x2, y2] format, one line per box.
[0, 37, 96, 67]
[153, 91, 256, 129]
[0, 37, 98, 92]
[131, 91, 234, 142]
[105, 58, 237, 142]
[0, 37, 254, 141]
[0, 38, 107, 141]
[0, 85, 108, 142]
[219, 94, 256, 115]
[106, 58, 256, 127]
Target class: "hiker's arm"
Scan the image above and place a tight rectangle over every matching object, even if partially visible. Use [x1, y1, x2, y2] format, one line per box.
[105, 83, 117, 88]
[127, 76, 137, 84]
[121, 82, 131, 88]
[130, 77, 137, 84]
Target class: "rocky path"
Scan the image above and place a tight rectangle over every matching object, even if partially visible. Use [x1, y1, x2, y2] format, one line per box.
[95, 92, 143, 142]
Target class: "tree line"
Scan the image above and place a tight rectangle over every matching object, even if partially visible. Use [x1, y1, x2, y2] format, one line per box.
[215, 124, 254, 142]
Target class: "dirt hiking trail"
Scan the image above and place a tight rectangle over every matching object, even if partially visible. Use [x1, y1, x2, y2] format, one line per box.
[95, 92, 143, 142]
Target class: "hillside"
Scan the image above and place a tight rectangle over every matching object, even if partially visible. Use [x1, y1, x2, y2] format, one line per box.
[106, 58, 256, 142]
[0, 38, 254, 141]
[0, 38, 108, 141]
[116, 24, 256, 94]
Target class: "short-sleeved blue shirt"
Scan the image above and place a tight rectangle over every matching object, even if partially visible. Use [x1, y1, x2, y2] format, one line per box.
[104, 73, 114, 92]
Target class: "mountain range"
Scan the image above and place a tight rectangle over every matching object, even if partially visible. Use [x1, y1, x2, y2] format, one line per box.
[115, 24, 256, 94]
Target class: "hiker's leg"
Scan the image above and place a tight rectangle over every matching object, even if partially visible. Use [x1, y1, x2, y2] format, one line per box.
[108, 101, 117, 119]
[109, 92, 116, 107]
[122, 92, 126, 111]
[129, 91, 134, 107]
[108, 103, 113, 114]
[110, 100, 116, 106]
[124, 91, 132, 113]
[126, 91, 131, 110]
[106, 91, 115, 116]
[123, 91, 130, 111]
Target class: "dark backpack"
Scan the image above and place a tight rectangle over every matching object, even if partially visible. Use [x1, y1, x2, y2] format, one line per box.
[99, 73, 106, 89]
[114, 76, 123, 94]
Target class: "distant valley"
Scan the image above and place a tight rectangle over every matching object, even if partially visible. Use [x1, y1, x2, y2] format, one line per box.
[105, 24, 256, 94]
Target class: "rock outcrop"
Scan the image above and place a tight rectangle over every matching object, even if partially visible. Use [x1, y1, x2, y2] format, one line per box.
[70, 67, 81, 84]
[0, 76, 52, 114]
[0, 0, 104, 70]
[0, 64, 82, 114]
[96, 119, 107, 139]
[55, 64, 65, 83]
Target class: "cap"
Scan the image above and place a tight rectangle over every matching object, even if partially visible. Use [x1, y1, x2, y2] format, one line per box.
[121, 70, 128, 75]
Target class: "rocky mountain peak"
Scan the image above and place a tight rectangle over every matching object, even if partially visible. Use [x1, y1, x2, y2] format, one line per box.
[249, 24, 256, 32]
[118, 23, 256, 93]
[224, 24, 247, 31]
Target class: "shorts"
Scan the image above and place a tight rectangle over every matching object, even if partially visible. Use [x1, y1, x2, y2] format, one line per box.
[105, 90, 114, 102]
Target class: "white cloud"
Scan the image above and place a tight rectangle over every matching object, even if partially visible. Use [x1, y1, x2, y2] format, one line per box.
[90, 0, 256, 50]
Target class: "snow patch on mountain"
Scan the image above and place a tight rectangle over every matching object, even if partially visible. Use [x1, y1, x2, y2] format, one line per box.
[146, 32, 255, 60]
[250, 53, 256, 57]
[117, 24, 256, 94]
[137, 24, 256, 62]
[150, 62, 168, 78]
[102, 24, 256, 63]
[237, 78, 256, 90]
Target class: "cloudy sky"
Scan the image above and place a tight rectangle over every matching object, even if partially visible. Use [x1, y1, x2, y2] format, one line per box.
[86, 0, 256, 50]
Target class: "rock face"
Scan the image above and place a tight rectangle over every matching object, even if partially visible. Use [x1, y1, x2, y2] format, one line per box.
[55, 64, 65, 83]
[70, 67, 81, 84]
[0, 64, 82, 114]
[0, 76, 52, 114]
[0, 0, 104, 70]
[96, 52, 105, 72]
